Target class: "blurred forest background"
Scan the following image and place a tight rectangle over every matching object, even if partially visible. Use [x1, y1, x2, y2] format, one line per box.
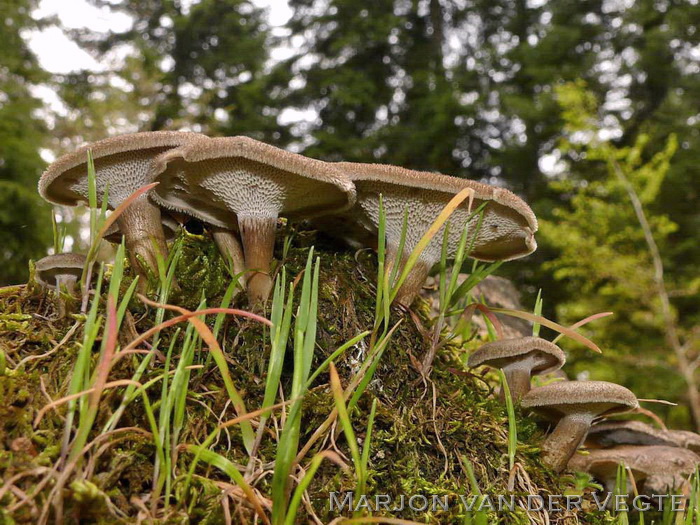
[0, 0, 698, 428]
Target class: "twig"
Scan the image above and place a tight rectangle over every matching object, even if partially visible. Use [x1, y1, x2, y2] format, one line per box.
[610, 158, 700, 429]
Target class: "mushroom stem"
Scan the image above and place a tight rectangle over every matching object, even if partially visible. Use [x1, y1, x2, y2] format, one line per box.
[55, 276, 79, 319]
[541, 413, 594, 473]
[116, 195, 168, 285]
[386, 246, 433, 307]
[210, 226, 247, 292]
[238, 214, 277, 307]
[501, 366, 532, 401]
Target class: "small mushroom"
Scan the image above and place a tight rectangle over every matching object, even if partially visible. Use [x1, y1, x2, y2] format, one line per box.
[569, 445, 700, 498]
[332, 162, 538, 306]
[586, 420, 678, 449]
[665, 430, 700, 453]
[467, 336, 565, 401]
[521, 381, 639, 472]
[35, 253, 86, 317]
[38, 131, 205, 282]
[103, 212, 180, 244]
[149, 136, 356, 306]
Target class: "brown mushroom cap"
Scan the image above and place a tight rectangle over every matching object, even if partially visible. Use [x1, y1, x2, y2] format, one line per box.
[334, 162, 538, 263]
[522, 381, 639, 420]
[34, 253, 86, 289]
[569, 445, 700, 495]
[522, 381, 638, 473]
[148, 136, 356, 226]
[39, 131, 205, 208]
[468, 336, 566, 400]
[587, 420, 678, 448]
[148, 136, 356, 306]
[468, 336, 565, 374]
[666, 430, 700, 452]
[326, 162, 537, 307]
[568, 451, 647, 493]
[38, 131, 206, 285]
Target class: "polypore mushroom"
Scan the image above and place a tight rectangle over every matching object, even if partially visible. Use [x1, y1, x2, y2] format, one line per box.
[38, 131, 205, 282]
[103, 212, 180, 244]
[467, 336, 565, 401]
[148, 136, 356, 306]
[586, 420, 677, 449]
[35, 253, 86, 317]
[666, 430, 700, 453]
[569, 445, 700, 498]
[521, 381, 639, 473]
[332, 162, 538, 306]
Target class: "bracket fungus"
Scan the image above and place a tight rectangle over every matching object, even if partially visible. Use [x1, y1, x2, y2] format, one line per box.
[467, 336, 565, 400]
[569, 445, 700, 497]
[521, 381, 639, 473]
[35, 253, 86, 317]
[148, 136, 356, 306]
[38, 131, 205, 281]
[332, 162, 538, 306]
[587, 420, 678, 449]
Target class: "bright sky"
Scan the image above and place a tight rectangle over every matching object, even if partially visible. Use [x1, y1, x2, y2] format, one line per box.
[25, 0, 293, 74]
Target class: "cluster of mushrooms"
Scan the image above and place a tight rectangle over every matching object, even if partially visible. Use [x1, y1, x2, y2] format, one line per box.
[32, 130, 699, 504]
[468, 336, 700, 501]
[34, 130, 537, 307]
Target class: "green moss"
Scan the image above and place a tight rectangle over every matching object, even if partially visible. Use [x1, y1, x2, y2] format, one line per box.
[0, 230, 611, 524]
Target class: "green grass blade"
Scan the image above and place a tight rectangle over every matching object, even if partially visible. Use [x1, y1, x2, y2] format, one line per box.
[499, 370, 517, 470]
[532, 289, 543, 337]
[284, 451, 344, 525]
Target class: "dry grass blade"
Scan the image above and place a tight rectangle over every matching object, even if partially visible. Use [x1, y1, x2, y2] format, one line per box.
[637, 398, 678, 406]
[218, 398, 296, 430]
[33, 379, 142, 427]
[124, 300, 271, 355]
[329, 518, 426, 525]
[459, 302, 504, 339]
[95, 183, 159, 242]
[390, 187, 474, 304]
[89, 296, 118, 409]
[632, 406, 669, 430]
[551, 311, 613, 344]
[489, 307, 603, 353]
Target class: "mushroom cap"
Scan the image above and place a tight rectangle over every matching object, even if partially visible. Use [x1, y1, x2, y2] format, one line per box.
[568, 449, 647, 483]
[35, 253, 86, 288]
[521, 381, 639, 420]
[148, 136, 356, 229]
[334, 162, 537, 263]
[467, 336, 565, 375]
[587, 420, 678, 448]
[568, 445, 700, 485]
[103, 213, 180, 244]
[666, 430, 700, 452]
[39, 131, 205, 209]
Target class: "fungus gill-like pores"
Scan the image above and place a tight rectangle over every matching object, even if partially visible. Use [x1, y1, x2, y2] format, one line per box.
[34, 253, 86, 317]
[586, 420, 678, 449]
[568, 445, 700, 498]
[521, 381, 639, 473]
[467, 336, 565, 401]
[331, 162, 538, 307]
[148, 136, 356, 306]
[38, 131, 206, 281]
